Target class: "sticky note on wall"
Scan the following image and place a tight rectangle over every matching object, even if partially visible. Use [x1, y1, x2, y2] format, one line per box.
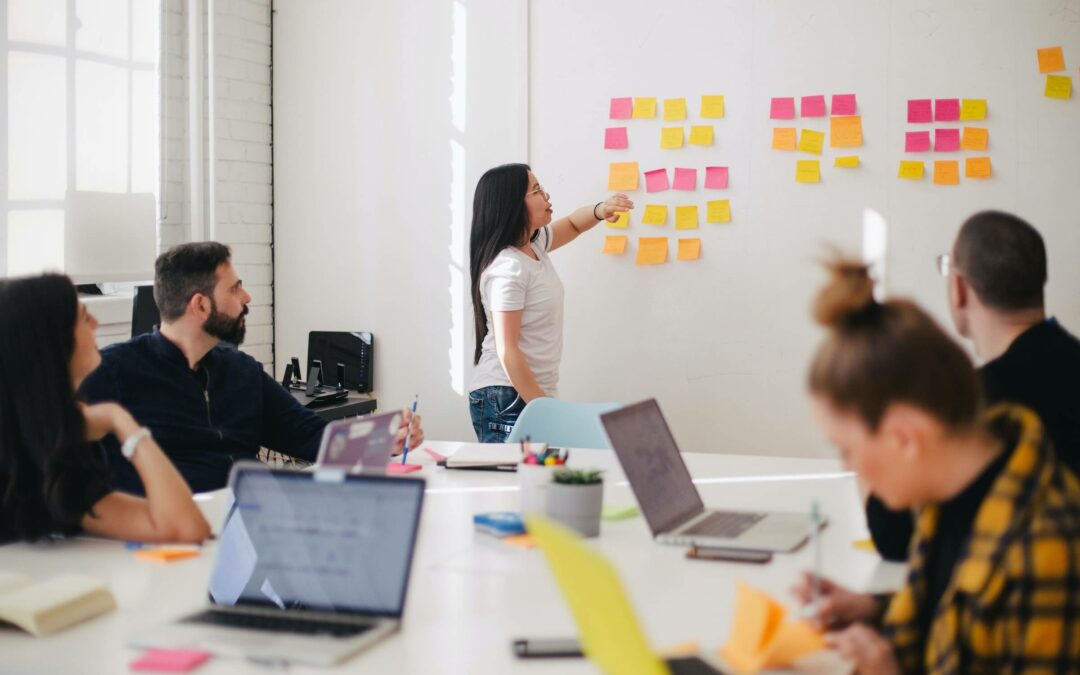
[688, 125, 714, 146]
[960, 99, 987, 121]
[673, 168, 697, 190]
[830, 116, 862, 147]
[644, 169, 670, 193]
[797, 129, 825, 154]
[633, 97, 658, 118]
[934, 128, 961, 152]
[795, 160, 820, 183]
[905, 131, 931, 153]
[661, 127, 685, 149]
[608, 162, 639, 191]
[700, 95, 725, 118]
[831, 93, 857, 115]
[607, 211, 629, 228]
[602, 236, 628, 254]
[609, 97, 633, 119]
[1037, 46, 1066, 73]
[965, 157, 992, 179]
[770, 97, 796, 119]
[801, 95, 826, 117]
[897, 161, 924, 180]
[636, 237, 668, 265]
[663, 98, 687, 121]
[675, 205, 699, 229]
[642, 204, 668, 225]
[933, 160, 959, 185]
[704, 166, 729, 189]
[772, 128, 797, 150]
[908, 99, 932, 123]
[604, 127, 628, 149]
[706, 200, 731, 223]
[677, 238, 701, 261]
[935, 99, 960, 121]
[961, 127, 988, 151]
[1045, 75, 1072, 99]
[834, 156, 859, 168]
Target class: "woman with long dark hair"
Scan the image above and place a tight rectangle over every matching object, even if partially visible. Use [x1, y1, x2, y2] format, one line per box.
[468, 163, 632, 442]
[0, 274, 210, 543]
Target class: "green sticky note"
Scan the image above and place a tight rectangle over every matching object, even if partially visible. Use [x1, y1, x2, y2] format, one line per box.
[602, 505, 640, 521]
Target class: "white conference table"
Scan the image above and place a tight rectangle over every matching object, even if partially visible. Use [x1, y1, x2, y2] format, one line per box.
[0, 442, 906, 674]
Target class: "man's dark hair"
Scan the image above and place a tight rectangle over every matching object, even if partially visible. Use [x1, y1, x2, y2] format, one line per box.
[154, 242, 232, 321]
[953, 210, 1046, 311]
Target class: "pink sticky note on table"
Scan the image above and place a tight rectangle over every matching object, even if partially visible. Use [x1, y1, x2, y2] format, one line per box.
[423, 447, 447, 462]
[908, 99, 932, 123]
[609, 97, 632, 119]
[131, 649, 211, 673]
[770, 97, 796, 119]
[934, 98, 960, 121]
[704, 166, 729, 189]
[934, 128, 961, 152]
[801, 95, 826, 117]
[905, 131, 931, 152]
[604, 127, 628, 149]
[644, 168, 670, 193]
[387, 463, 422, 474]
[672, 168, 697, 191]
[831, 93, 857, 115]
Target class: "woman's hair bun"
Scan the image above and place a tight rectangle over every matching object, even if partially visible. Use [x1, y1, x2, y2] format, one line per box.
[812, 256, 876, 328]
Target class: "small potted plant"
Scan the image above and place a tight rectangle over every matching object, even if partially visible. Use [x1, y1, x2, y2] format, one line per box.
[544, 469, 604, 537]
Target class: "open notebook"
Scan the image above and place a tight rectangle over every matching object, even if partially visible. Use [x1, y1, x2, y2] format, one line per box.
[437, 442, 545, 470]
[0, 572, 116, 637]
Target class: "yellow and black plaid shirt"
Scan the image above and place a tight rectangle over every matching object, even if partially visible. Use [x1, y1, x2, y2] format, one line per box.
[881, 405, 1080, 674]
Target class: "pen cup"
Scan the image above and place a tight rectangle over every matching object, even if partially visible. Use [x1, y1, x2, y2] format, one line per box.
[518, 464, 554, 516]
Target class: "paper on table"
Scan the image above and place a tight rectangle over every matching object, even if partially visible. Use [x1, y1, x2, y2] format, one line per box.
[700, 95, 725, 118]
[608, 162, 640, 191]
[688, 125, 714, 146]
[636, 237, 668, 265]
[134, 548, 200, 563]
[795, 160, 820, 184]
[965, 156, 992, 179]
[772, 127, 797, 150]
[604, 127, 628, 149]
[800, 95, 826, 117]
[933, 160, 960, 185]
[907, 98, 932, 123]
[602, 236, 628, 255]
[829, 116, 862, 147]
[905, 131, 931, 153]
[642, 204, 668, 225]
[130, 649, 211, 673]
[607, 211, 629, 228]
[831, 93, 857, 115]
[770, 97, 796, 119]
[797, 129, 824, 154]
[959, 98, 987, 121]
[644, 169, 670, 193]
[633, 97, 657, 118]
[718, 582, 825, 674]
[934, 128, 961, 152]
[834, 155, 859, 168]
[660, 127, 684, 149]
[1045, 75, 1072, 99]
[675, 205, 699, 230]
[961, 127, 988, 151]
[677, 238, 701, 261]
[897, 161, 925, 180]
[704, 166, 729, 189]
[673, 168, 697, 190]
[1037, 46, 1066, 74]
[663, 97, 687, 121]
[706, 200, 731, 223]
[609, 97, 633, 119]
[934, 98, 960, 121]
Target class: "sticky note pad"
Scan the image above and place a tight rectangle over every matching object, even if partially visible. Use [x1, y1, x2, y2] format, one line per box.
[688, 125, 714, 146]
[673, 167, 697, 190]
[642, 204, 668, 225]
[770, 97, 796, 119]
[636, 237, 668, 265]
[1038, 46, 1066, 74]
[934, 160, 959, 185]
[135, 548, 201, 563]
[830, 116, 862, 147]
[704, 166, 729, 189]
[797, 129, 825, 154]
[772, 127, 797, 150]
[706, 200, 731, 223]
[834, 155, 859, 168]
[908, 99, 932, 123]
[960, 99, 987, 121]
[633, 97, 657, 118]
[831, 93, 857, 115]
[965, 156, 992, 179]
[602, 236, 628, 255]
[700, 95, 725, 118]
[1045, 75, 1072, 99]
[644, 168, 670, 193]
[897, 161, 925, 180]
[795, 160, 820, 184]
[905, 131, 931, 153]
[131, 649, 211, 673]
[663, 97, 687, 121]
[677, 238, 701, 261]
[675, 205, 699, 229]
[801, 95, 826, 117]
[934, 128, 961, 152]
[660, 127, 685, 149]
[935, 98, 960, 121]
[607, 162, 639, 191]
[961, 127, 988, 151]
[601, 504, 640, 521]
[609, 97, 633, 119]
[604, 127, 628, 150]
[502, 534, 536, 550]
[607, 210, 629, 228]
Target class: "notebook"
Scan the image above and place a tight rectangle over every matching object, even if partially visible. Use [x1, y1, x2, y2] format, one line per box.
[439, 442, 545, 470]
[0, 572, 116, 637]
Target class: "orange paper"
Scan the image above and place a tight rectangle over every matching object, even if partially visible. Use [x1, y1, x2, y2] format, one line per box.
[961, 127, 988, 151]
[771, 128, 796, 150]
[677, 238, 701, 261]
[829, 115, 862, 147]
[608, 162, 640, 191]
[135, 548, 201, 563]
[933, 160, 960, 185]
[965, 157, 992, 179]
[1038, 46, 1065, 74]
[719, 582, 825, 674]
[636, 237, 668, 265]
[502, 534, 536, 549]
[602, 235, 628, 255]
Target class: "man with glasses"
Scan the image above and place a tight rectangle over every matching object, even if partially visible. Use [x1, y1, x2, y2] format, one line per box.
[867, 210, 1080, 561]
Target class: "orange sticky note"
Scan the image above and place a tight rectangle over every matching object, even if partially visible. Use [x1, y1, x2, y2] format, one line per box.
[1038, 46, 1065, 74]
[706, 200, 731, 223]
[636, 237, 668, 265]
[965, 156, 992, 179]
[675, 205, 699, 230]
[897, 161, 924, 180]
[961, 127, 988, 151]
[502, 534, 537, 549]
[771, 127, 796, 150]
[677, 238, 701, 261]
[607, 210, 629, 228]
[602, 235, 628, 255]
[135, 548, 201, 563]
[933, 160, 959, 185]
[607, 162, 639, 191]
[632, 97, 657, 118]
[830, 115, 862, 147]
[719, 582, 825, 673]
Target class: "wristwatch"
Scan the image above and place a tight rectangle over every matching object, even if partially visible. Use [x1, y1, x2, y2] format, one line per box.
[121, 427, 153, 461]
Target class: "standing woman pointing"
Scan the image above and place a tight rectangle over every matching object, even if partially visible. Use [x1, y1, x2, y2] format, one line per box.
[468, 163, 632, 442]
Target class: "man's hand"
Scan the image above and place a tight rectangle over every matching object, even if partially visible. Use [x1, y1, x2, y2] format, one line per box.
[392, 408, 424, 456]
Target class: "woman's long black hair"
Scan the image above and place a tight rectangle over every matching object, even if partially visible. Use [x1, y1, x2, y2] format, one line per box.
[0, 274, 108, 541]
[469, 163, 536, 365]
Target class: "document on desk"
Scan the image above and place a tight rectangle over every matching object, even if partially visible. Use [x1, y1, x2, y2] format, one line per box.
[441, 442, 545, 470]
[0, 572, 116, 637]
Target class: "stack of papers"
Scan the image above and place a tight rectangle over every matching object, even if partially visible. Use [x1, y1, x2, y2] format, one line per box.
[442, 442, 546, 470]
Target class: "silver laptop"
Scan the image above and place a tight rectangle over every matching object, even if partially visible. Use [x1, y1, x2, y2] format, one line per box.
[130, 463, 425, 667]
[601, 399, 818, 552]
[315, 410, 401, 473]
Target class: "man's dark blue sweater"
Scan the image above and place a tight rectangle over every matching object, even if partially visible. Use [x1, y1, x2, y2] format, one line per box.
[79, 329, 327, 494]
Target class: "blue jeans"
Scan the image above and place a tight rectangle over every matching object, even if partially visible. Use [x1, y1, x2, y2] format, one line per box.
[468, 386, 526, 443]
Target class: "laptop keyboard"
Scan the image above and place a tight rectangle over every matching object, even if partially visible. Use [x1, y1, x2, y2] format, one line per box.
[682, 511, 766, 539]
[183, 609, 373, 638]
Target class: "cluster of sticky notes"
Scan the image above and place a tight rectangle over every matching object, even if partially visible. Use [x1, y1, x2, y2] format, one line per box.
[635, 166, 730, 193]
[607, 95, 726, 150]
[1038, 46, 1072, 100]
[769, 93, 862, 183]
[602, 234, 707, 263]
[902, 97, 991, 184]
[719, 583, 825, 674]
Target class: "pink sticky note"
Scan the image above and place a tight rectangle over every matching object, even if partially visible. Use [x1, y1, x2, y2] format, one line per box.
[770, 97, 796, 119]
[934, 98, 960, 122]
[908, 99, 932, 123]
[604, 127, 628, 149]
[644, 169, 670, 193]
[131, 649, 211, 673]
[387, 463, 422, 474]
[609, 97, 632, 119]
[935, 128, 961, 152]
[801, 95, 827, 117]
[672, 168, 697, 191]
[423, 447, 447, 462]
[704, 166, 729, 189]
[831, 93, 857, 115]
[905, 131, 931, 153]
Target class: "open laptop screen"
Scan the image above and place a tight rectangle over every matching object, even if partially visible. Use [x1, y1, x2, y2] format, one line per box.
[209, 467, 424, 619]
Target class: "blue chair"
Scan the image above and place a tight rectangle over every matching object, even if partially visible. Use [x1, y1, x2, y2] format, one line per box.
[507, 398, 622, 449]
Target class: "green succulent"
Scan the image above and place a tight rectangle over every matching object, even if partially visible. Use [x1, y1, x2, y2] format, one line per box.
[552, 468, 603, 485]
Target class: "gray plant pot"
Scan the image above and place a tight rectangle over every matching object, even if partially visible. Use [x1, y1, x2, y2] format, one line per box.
[545, 481, 603, 537]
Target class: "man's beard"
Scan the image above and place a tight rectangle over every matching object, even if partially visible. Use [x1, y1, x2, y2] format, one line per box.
[204, 300, 248, 346]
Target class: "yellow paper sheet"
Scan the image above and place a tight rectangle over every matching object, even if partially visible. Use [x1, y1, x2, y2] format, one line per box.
[797, 129, 824, 154]
[607, 211, 629, 229]
[706, 200, 731, 223]
[700, 95, 725, 118]
[933, 160, 960, 185]
[632, 97, 657, 118]
[959, 98, 987, 121]
[961, 127, 988, 151]
[1045, 75, 1072, 100]
[897, 161, 924, 180]
[829, 115, 863, 147]
[636, 237, 668, 265]
[663, 97, 687, 121]
[642, 204, 668, 225]
[660, 127, 685, 149]
[675, 205, 699, 230]
[834, 155, 859, 168]
[965, 156, 992, 179]
[795, 160, 820, 184]
[1038, 46, 1066, 74]
[607, 162, 640, 191]
[771, 127, 796, 151]
[688, 125, 714, 146]
[601, 236, 628, 255]
[677, 238, 701, 261]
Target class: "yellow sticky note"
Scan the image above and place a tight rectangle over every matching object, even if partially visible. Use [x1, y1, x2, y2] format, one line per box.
[1038, 46, 1066, 74]
[688, 125, 714, 146]
[700, 95, 725, 118]
[933, 160, 960, 185]
[897, 161, 924, 180]
[660, 127, 685, 149]
[607, 210, 629, 229]
[642, 204, 668, 225]
[633, 97, 657, 118]
[675, 205, 698, 230]
[852, 539, 877, 552]
[965, 156, 992, 179]
[797, 129, 825, 155]
[706, 200, 731, 223]
[961, 127, 988, 151]
[834, 155, 859, 168]
[602, 236, 628, 255]
[636, 237, 668, 265]
[960, 99, 987, 121]
[502, 534, 537, 549]
[663, 97, 687, 121]
[771, 127, 796, 151]
[830, 115, 863, 147]
[677, 238, 701, 261]
[795, 160, 820, 184]
[1045, 75, 1072, 99]
[607, 162, 639, 191]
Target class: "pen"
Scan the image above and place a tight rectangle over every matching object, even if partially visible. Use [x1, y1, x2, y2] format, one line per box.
[401, 395, 418, 464]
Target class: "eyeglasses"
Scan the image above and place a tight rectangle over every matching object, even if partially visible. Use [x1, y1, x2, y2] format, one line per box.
[936, 253, 951, 277]
[526, 185, 549, 198]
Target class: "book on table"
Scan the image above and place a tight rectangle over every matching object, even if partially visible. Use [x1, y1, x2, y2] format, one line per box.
[0, 571, 116, 637]
[442, 442, 546, 470]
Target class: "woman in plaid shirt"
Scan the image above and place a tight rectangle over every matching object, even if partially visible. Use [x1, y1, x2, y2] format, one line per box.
[793, 258, 1080, 674]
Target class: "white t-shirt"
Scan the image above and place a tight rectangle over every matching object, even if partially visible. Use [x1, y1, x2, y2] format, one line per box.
[470, 225, 565, 397]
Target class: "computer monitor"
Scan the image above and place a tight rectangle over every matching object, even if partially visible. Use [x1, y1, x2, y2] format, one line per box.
[131, 285, 160, 337]
[308, 331, 374, 393]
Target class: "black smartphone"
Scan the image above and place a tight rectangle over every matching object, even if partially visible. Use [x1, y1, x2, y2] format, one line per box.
[686, 546, 772, 564]
[512, 638, 583, 659]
